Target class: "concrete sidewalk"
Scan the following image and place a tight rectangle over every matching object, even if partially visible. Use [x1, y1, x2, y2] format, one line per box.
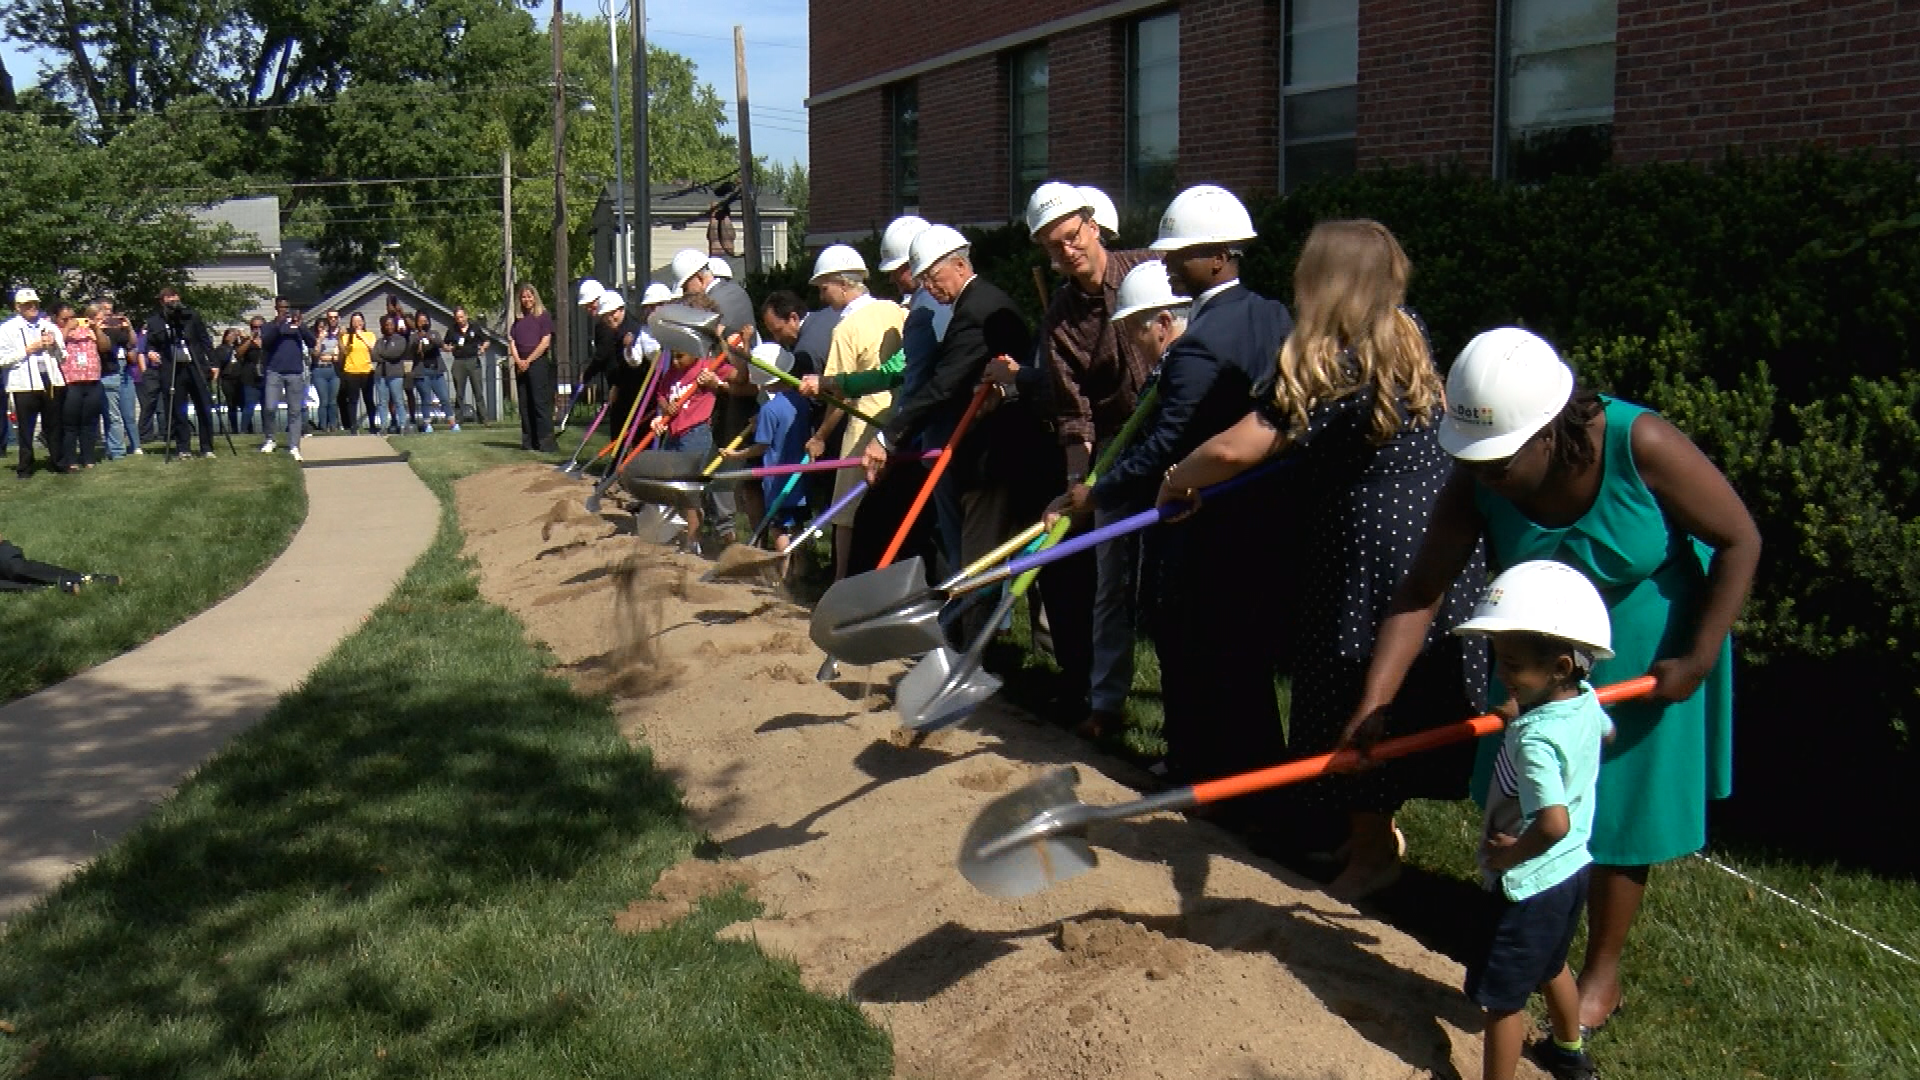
[0, 435, 438, 919]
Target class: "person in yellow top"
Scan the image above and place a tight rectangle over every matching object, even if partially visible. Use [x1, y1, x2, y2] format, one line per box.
[337, 312, 377, 433]
[802, 245, 903, 579]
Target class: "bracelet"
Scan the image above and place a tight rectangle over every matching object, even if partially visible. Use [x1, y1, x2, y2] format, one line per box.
[1164, 466, 1194, 497]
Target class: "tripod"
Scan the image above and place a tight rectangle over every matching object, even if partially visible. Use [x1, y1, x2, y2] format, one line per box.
[207, 374, 239, 455]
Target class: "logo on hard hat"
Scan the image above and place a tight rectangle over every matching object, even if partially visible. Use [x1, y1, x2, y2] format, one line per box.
[1450, 403, 1495, 427]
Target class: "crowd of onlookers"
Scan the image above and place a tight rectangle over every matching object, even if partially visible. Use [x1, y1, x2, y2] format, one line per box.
[1, 288, 493, 472]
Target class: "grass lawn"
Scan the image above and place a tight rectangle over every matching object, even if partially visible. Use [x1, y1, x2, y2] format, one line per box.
[0, 450, 306, 703]
[0, 427, 890, 1079]
[990, 617, 1920, 1078]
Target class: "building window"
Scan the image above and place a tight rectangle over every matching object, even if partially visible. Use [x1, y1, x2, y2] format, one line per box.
[1127, 11, 1179, 211]
[1009, 45, 1049, 218]
[1281, 0, 1357, 193]
[1501, 0, 1616, 181]
[891, 81, 919, 214]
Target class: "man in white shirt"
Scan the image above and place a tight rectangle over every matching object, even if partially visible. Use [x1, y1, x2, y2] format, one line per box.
[0, 287, 69, 477]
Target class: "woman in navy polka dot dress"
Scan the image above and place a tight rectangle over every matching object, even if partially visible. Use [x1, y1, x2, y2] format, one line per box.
[1158, 220, 1488, 900]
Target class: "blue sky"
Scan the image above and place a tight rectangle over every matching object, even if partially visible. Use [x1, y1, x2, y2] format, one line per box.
[0, 0, 810, 165]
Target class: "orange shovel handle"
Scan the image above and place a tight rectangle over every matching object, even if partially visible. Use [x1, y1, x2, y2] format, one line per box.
[878, 379, 996, 569]
[1188, 675, 1659, 807]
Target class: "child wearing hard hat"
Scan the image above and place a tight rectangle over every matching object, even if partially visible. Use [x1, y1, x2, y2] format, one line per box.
[1454, 560, 1614, 1080]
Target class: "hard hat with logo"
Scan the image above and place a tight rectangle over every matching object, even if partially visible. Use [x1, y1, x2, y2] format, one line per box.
[576, 278, 605, 308]
[640, 282, 675, 307]
[1110, 261, 1189, 322]
[707, 256, 733, 279]
[1079, 186, 1119, 237]
[908, 224, 969, 279]
[810, 244, 868, 284]
[878, 215, 930, 273]
[1453, 560, 1614, 659]
[1025, 181, 1092, 237]
[1149, 184, 1258, 252]
[1438, 327, 1575, 462]
[669, 248, 710, 287]
[597, 290, 626, 313]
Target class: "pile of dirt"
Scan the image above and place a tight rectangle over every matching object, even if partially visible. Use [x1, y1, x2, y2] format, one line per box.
[454, 464, 1528, 1080]
[614, 857, 762, 934]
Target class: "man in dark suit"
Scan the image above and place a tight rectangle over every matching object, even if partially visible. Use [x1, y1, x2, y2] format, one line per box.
[1091, 184, 1296, 796]
[863, 225, 1061, 640]
[144, 286, 217, 459]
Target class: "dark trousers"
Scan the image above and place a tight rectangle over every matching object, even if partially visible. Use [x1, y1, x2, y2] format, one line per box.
[59, 380, 104, 467]
[846, 456, 939, 578]
[0, 540, 79, 591]
[450, 357, 485, 421]
[161, 361, 214, 455]
[11, 389, 63, 474]
[516, 361, 557, 451]
[139, 375, 165, 440]
[339, 373, 370, 432]
[1038, 539, 1097, 703]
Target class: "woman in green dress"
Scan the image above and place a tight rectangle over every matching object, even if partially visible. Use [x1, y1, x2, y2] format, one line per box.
[1346, 327, 1760, 1033]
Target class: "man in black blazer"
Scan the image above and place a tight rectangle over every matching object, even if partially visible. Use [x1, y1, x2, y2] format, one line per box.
[144, 286, 217, 459]
[1092, 184, 1297, 797]
[863, 225, 1061, 639]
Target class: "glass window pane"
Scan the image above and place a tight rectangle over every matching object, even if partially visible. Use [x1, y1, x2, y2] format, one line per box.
[893, 82, 918, 209]
[1284, 85, 1356, 142]
[1135, 12, 1178, 64]
[1285, 138, 1357, 192]
[1286, 20, 1357, 86]
[1507, 43, 1615, 129]
[1510, 0, 1616, 53]
[1134, 111, 1177, 163]
[1291, 0, 1356, 27]
[1128, 11, 1179, 209]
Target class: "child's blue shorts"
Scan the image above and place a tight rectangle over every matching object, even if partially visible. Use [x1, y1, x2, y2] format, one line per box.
[1464, 864, 1590, 1012]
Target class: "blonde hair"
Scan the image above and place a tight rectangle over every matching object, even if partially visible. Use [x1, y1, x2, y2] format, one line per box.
[515, 282, 547, 317]
[1272, 220, 1443, 444]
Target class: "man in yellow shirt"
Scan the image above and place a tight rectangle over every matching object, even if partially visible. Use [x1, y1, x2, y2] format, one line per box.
[803, 245, 903, 580]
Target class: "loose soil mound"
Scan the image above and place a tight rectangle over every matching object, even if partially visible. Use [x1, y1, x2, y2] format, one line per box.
[456, 464, 1534, 1080]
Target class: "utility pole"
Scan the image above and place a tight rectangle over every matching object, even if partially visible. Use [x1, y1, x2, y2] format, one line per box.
[551, 0, 570, 393]
[607, 6, 625, 287]
[502, 144, 514, 417]
[733, 25, 761, 274]
[632, 0, 649, 284]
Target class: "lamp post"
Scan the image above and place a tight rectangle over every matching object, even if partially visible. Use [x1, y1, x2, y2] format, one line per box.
[631, 0, 649, 285]
[604, 0, 626, 287]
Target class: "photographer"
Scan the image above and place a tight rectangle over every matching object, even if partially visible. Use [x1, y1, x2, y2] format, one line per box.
[94, 298, 139, 458]
[260, 298, 315, 458]
[444, 307, 484, 428]
[0, 287, 67, 477]
[409, 312, 446, 433]
[145, 287, 216, 458]
[229, 321, 265, 433]
[372, 315, 411, 434]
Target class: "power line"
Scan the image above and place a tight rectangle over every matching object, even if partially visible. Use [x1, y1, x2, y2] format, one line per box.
[649, 28, 805, 50]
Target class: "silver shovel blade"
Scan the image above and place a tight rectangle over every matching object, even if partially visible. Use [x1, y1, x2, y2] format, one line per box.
[647, 304, 723, 359]
[897, 646, 1003, 731]
[808, 557, 952, 664]
[630, 504, 684, 545]
[957, 766, 1098, 899]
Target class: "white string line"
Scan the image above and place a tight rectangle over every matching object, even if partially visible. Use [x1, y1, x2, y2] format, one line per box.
[1692, 852, 1920, 967]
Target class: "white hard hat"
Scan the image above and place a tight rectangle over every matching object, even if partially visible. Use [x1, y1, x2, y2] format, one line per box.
[748, 341, 794, 387]
[1079, 186, 1119, 237]
[669, 248, 710, 287]
[908, 224, 969, 279]
[1454, 560, 1614, 659]
[598, 290, 626, 312]
[13, 286, 39, 305]
[640, 282, 675, 307]
[810, 244, 868, 284]
[878, 215, 930, 273]
[707, 256, 733, 279]
[576, 278, 605, 307]
[1149, 184, 1258, 252]
[1110, 261, 1189, 322]
[1438, 327, 1575, 462]
[1025, 181, 1092, 237]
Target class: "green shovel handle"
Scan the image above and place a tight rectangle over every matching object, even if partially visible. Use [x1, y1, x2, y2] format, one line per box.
[746, 355, 887, 428]
[1008, 384, 1161, 596]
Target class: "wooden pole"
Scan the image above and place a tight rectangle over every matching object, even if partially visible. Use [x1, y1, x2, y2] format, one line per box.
[551, 0, 571, 396]
[501, 144, 514, 417]
[733, 26, 761, 274]
[632, 0, 649, 283]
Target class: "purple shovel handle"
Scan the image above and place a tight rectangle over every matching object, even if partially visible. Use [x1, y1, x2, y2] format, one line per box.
[970, 459, 1288, 591]
[791, 478, 869, 547]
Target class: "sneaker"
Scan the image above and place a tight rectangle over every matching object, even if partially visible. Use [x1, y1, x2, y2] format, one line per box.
[449, 423, 461, 432]
[260, 439, 276, 453]
[422, 423, 433, 433]
[290, 447, 303, 463]
[202, 451, 218, 459]
[1526, 1040, 1599, 1080]
[130, 447, 143, 456]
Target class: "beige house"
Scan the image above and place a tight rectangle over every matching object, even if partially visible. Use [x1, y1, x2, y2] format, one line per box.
[187, 196, 281, 322]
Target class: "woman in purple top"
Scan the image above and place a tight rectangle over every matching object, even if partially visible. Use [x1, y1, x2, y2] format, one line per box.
[508, 282, 557, 452]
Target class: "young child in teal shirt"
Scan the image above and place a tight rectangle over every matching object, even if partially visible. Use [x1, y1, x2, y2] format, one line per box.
[1453, 560, 1615, 1080]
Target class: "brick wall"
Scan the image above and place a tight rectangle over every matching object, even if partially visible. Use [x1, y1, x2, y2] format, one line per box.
[1356, 0, 1497, 172]
[919, 55, 1013, 225]
[811, 0, 1122, 96]
[1614, 0, 1920, 162]
[1048, 21, 1129, 198]
[809, 91, 890, 236]
[1177, 0, 1281, 197]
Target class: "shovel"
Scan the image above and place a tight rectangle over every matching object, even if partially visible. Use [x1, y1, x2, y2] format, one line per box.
[709, 449, 940, 483]
[583, 346, 671, 512]
[558, 395, 614, 473]
[702, 475, 871, 582]
[894, 386, 1162, 730]
[811, 386, 1168, 666]
[744, 352, 886, 428]
[958, 676, 1659, 899]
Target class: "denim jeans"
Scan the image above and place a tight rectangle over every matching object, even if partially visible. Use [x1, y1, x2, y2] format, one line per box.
[412, 371, 449, 430]
[310, 364, 340, 430]
[100, 372, 138, 457]
[263, 370, 308, 448]
[1089, 504, 1141, 714]
[236, 383, 261, 434]
[373, 375, 407, 431]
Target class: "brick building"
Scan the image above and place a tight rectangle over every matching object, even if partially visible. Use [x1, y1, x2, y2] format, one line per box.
[806, 0, 1920, 245]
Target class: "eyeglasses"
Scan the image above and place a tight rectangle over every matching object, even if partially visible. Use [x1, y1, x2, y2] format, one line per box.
[1038, 216, 1095, 258]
